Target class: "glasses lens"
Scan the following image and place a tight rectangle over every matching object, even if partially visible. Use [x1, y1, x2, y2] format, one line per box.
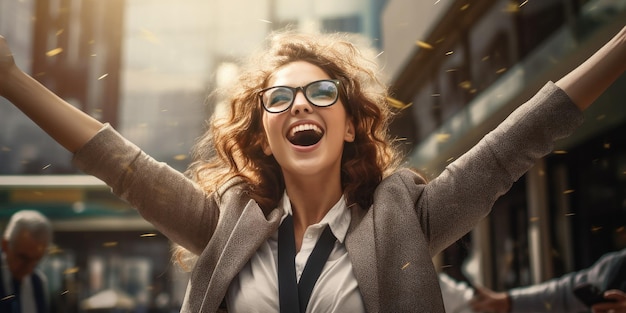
[263, 87, 294, 112]
[306, 80, 338, 107]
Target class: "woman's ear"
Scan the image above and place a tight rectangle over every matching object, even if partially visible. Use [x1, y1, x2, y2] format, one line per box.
[344, 120, 355, 142]
[261, 136, 273, 156]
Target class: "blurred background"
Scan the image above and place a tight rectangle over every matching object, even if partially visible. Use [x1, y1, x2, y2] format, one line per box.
[0, 0, 624, 312]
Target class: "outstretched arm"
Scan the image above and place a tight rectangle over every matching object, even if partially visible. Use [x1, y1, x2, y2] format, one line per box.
[0, 36, 103, 153]
[555, 26, 626, 111]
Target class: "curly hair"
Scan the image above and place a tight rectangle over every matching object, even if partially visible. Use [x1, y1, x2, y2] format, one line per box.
[175, 30, 403, 269]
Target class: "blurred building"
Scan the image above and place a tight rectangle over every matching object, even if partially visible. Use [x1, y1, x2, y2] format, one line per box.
[383, 0, 626, 291]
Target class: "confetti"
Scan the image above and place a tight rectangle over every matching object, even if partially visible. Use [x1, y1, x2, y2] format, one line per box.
[103, 241, 118, 247]
[387, 97, 412, 110]
[141, 233, 157, 237]
[64, 267, 80, 275]
[98, 73, 109, 80]
[46, 48, 63, 57]
[401, 262, 411, 270]
[416, 41, 434, 50]
[563, 189, 575, 194]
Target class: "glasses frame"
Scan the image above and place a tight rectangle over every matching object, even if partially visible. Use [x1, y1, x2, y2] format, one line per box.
[258, 79, 341, 113]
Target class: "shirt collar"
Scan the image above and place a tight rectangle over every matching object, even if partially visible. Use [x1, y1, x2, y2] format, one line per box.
[279, 191, 351, 243]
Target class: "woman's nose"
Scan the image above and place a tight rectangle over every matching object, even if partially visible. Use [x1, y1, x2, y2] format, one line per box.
[290, 90, 313, 114]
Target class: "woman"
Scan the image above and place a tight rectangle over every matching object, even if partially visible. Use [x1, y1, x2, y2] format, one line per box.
[0, 27, 624, 312]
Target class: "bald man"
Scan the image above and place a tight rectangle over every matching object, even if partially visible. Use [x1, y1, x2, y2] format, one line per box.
[1, 210, 52, 313]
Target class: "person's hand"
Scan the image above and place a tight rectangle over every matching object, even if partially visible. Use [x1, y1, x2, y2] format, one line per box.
[469, 285, 511, 313]
[591, 289, 626, 313]
[0, 35, 17, 97]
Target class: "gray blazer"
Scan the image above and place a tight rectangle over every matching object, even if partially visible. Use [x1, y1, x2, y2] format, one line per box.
[73, 82, 583, 312]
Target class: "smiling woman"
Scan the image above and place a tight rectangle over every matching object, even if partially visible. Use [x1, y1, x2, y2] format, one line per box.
[0, 25, 625, 313]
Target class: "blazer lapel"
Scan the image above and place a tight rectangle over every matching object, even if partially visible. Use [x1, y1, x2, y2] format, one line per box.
[198, 200, 283, 312]
[345, 205, 380, 313]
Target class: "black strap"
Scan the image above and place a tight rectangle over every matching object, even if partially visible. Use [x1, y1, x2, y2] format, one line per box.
[278, 214, 337, 313]
[278, 215, 299, 312]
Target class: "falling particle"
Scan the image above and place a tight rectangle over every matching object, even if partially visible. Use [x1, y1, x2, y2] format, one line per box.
[459, 81, 472, 90]
[434, 0, 441, 4]
[596, 114, 606, 121]
[2, 295, 16, 301]
[140, 233, 157, 238]
[140, 29, 161, 44]
[56, 29, 64, 36]
[98, 73, 109, 80]
[401, 262, 411, 270]
[616, 226, 625, 233]
[431, 93, 441, 97]
[416, 40, 434, 50]
[565, 213, 575, 217]
[446, 157, 455, 163]
[46, 48, 63, 57]
[520, 0, 528, 7]
[503, 3, 519, 13]
[61, 290, 69, 295]
[375, 51, 384, 58]
[42, 164, 51, 170]
[460, 4, 470, 10]
[173, 154, 187, 161]
[529, 216, 540, 222]
[103, 241, 118, 247]
[446, 69, 458, 72]
[436, 133, 451, 143]
[496, 68, 507, 74]
[603, 143, 611, 149]
[563, 189, 575, 194]
[445, 51, 454, 56]
[482, 55, 490, 61]
[591, 226, 603, 232]
[259, 19, 273, 24]
[64, 267, 80, 275]
[553, 150, 568, 154]
[387, 97, 412, 110]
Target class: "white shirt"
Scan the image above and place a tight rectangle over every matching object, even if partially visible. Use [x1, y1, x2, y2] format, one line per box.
[226, 193, 365, 312]
[1, 252, 41, 313]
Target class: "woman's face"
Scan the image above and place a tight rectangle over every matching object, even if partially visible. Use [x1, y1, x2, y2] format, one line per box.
[261, 61, 355, 181]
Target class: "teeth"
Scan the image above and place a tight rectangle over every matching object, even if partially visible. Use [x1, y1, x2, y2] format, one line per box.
[289, 123, 322, 137]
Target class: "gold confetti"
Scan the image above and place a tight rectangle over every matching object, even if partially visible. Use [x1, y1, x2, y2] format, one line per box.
[103, 241, 118, 247]
[496, 68, 507, 74]
[591, 226, 603, 232]
[503, 3, 520, 13]
[445, 51, 454, 56]
[64, 267, 80, 275]
[603, 143, 611, 149]
[436, 133, 451, 143]
[460, 4, 470, 10]
[459, 81, 472, 90]
[387, 97, 412, 110]
[140, 233, 157, 237]
[563, 189, 575, 194]
[416, 40, 434, 50]
[46, 48, 63, 57]
[61, 290, 69, 295]
[98, 73, 109, 80]
[56, 29, 64, 36]
[446, 157, 455, 163]
[565, 213, 575, 217]
[529, 216, 540, 222]
[553, 150, 568, 154]
[401, 262, 411, 270]
[520, 0, 528, 7]
[42, 164, 51, 170]
[173, 154, 188, 161]
[259, 19, 273, 24]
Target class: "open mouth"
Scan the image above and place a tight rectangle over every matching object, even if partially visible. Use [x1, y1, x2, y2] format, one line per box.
[287, 124, 324, 146]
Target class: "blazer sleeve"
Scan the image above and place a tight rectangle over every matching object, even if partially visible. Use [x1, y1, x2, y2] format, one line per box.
[419, 82, 584, 255]
[72, 124, 220, 255]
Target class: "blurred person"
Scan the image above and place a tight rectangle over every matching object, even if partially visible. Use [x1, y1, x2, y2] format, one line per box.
[439, 272, 475, 313]
[470, 248, 626, 313]
[0, 210, 53, 313]
[0, 23, 624, 313]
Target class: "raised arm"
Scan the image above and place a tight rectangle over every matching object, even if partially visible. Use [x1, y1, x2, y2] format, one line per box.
[0, 35, 103, 153]
[555, 26, 626, 111]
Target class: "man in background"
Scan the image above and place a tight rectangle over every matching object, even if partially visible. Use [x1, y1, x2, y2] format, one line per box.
[1, 210, 53, 313]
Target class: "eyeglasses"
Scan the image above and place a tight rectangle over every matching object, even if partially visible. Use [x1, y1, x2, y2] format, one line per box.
[259, 79, 340, 113]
